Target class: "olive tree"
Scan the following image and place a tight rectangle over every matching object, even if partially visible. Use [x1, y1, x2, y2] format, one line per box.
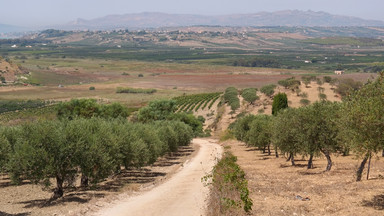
[272, 108, 303, 165]
[341, 73, 384, 181]
[8, 120, 74, 199]
[246, 115, 273, 155]
[297, 102, 341, 170]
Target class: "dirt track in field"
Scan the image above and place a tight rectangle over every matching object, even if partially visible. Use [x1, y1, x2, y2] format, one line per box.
[92, 138, 223, 216]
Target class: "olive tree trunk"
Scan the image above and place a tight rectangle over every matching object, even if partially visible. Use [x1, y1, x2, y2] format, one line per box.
[275, 146, 279, 158]
[52, 175, 64, 200]
[307, 154, 314, 169]
[367, 154, 372, 180]
[356, 153, 369, 182]
[321, 149, 332, 171]
[81, 174, 89, 187]
[290, 154, 295, 166]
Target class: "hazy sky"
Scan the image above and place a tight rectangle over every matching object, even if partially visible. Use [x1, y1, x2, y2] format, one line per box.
[1, 0, 384, 26]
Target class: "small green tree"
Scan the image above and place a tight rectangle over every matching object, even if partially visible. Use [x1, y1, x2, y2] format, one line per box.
[272, 93, 288, 116]
[297, 102, 341, 170]
[260, 84, 276, 97]
[241, 88, 259, 104]
[246, 115, 273, 155]
[232, 115, 257, 143]
[272, 108, 302, 165]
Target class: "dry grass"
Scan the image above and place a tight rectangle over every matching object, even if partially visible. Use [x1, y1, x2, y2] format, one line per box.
[224, 140, 384, 216]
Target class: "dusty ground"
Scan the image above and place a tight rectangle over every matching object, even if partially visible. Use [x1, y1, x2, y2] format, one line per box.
[0, 144, 200, 216]
[94, 139, 222, 216]
[224, 140, 384, 215]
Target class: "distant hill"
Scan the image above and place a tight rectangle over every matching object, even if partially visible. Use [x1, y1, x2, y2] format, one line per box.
[62, 10, 384, 30]
[0, 23, 25, 34]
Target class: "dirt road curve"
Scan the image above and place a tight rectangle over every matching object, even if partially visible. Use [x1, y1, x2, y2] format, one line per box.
[93, 138, 223, 216]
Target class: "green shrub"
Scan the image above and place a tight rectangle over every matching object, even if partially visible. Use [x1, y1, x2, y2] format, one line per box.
[300, 99, 311, 106]
[116, 87, 156, 94]
[205, 151, 253, 215]
[323, 76, 332, 83]
[319, 93, 327, 100]
[89, 86, 95, 90]
[260, 84, 276, 97]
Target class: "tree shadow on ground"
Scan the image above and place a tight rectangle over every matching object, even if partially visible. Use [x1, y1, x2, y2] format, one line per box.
[298, 170, 324, 176]
[7, 145, 193, 210]
[18, 192, 106, 208]
[362, 194, 384, 210]
[0, 212, 30, 216]
[245, 148, 259, 152]
[280, 163, 307, 168]
[0, 175, 31, 188]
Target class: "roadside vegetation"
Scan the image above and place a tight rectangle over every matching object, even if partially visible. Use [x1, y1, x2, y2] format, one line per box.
[204, 149, 252, 215]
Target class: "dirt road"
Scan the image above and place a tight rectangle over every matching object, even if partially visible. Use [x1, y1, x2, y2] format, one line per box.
[93, 138, 223, 216]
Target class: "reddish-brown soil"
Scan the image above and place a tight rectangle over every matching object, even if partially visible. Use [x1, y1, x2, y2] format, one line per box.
[138, 74, 293, 90]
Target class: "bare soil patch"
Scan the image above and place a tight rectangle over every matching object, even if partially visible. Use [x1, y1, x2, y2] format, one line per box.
[224, 139, 384, 215]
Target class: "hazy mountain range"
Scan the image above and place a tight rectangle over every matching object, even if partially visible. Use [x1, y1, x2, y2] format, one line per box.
[63, 10, 384, 30]
[0, 23, 26, 34]
[2, 10, 384, 33]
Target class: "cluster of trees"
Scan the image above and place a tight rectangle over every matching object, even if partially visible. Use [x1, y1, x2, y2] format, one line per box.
[334, 78, 363, 97]
[137, 99, 204, 136]
[0, 119, 193, 199]
[233, 58, 280, 68]
[231, 73, 384, 181]
[0, 99, 201, 199]
[57, 99, 129, 120]
[116, 87, 157, 94]
[277, 77, 301, 90]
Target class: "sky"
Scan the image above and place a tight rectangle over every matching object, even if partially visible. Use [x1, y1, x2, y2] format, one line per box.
[1, 0, 384, 27]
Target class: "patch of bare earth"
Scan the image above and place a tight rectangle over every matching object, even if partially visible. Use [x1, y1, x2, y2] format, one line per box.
[224, 140, 384, 215]
[0, 145, 198, 216]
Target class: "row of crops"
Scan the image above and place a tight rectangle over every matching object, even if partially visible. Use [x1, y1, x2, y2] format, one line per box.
[0, 100, 55, 114]
[173, 92, 222, 113]
[0, 105, 58, 124]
